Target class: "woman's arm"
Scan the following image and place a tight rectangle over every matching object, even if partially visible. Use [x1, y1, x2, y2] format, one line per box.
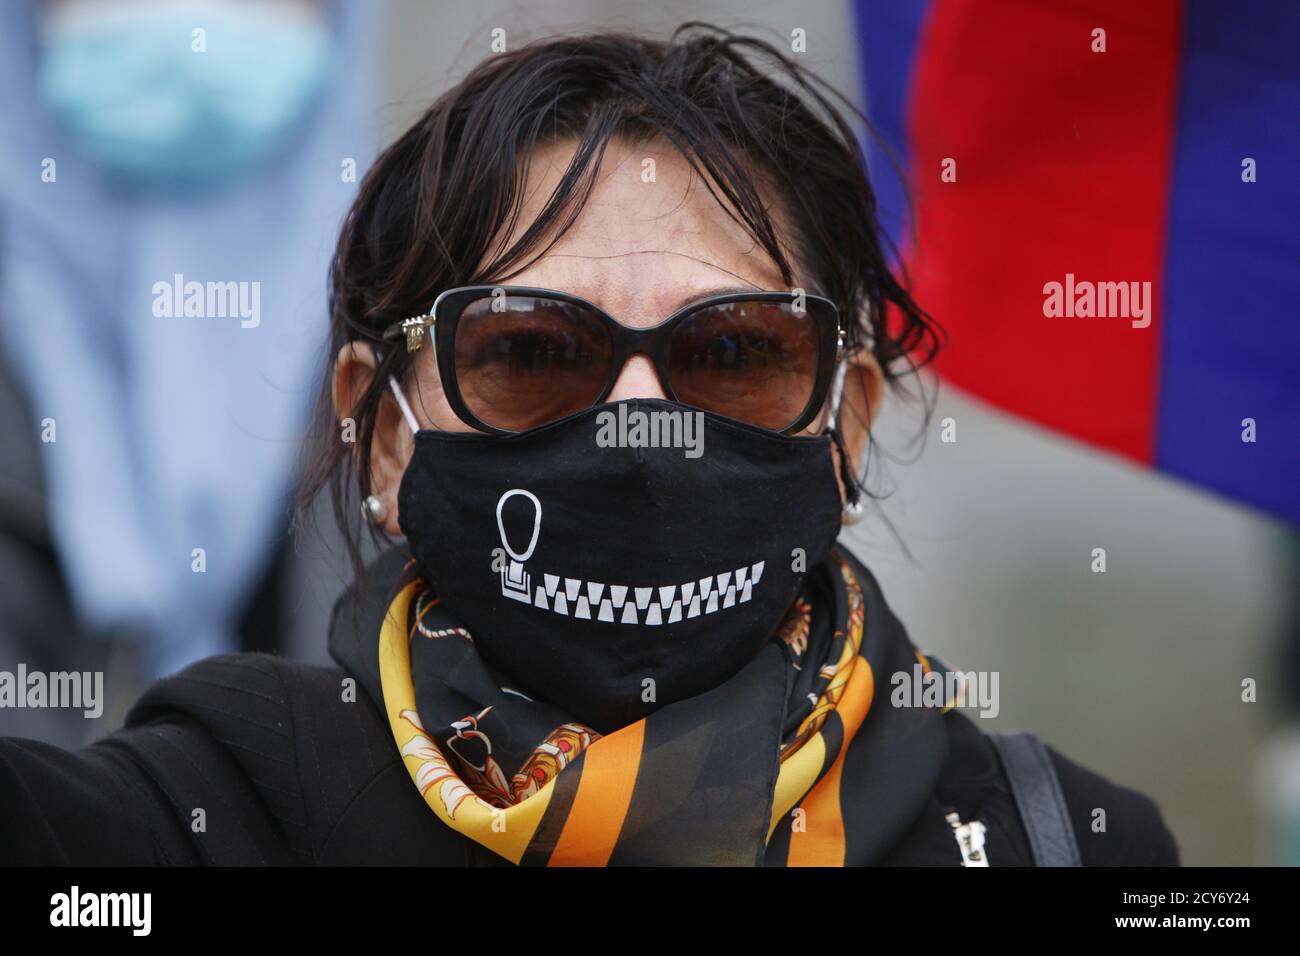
[0, 654, 307, 865]
[0, 723, 206, 864]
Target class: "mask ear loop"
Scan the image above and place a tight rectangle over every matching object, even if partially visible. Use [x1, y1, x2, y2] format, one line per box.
[373, 346, 421, 437]
[824, 357, 865, 523]
[827, 358, 849, 431]
[389, 376, 420, 436]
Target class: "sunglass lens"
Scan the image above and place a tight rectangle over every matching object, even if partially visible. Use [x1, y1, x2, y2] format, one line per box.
[452, 295, 613, 431]
[666, 299, 821, 430]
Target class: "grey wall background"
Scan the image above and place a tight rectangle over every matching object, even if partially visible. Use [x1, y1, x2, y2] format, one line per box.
[285, 0, 1296, 865]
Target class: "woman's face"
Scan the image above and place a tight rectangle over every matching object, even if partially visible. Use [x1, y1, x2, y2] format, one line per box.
[335, 136, 882, 536]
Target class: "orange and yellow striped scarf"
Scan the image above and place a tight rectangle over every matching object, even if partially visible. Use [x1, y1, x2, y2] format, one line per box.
[379, 551, 950, 865]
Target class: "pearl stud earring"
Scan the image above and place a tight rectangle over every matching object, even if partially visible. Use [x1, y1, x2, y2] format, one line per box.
[363, 494, 388, 525]
[842, 498, 865, 526]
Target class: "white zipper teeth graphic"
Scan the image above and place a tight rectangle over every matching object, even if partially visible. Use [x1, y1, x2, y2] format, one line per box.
[501, 561, 765, 624]
[493, 488, 765, 624]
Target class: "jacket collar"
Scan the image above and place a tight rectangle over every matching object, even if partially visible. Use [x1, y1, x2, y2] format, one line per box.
[328, 546, 412, 708]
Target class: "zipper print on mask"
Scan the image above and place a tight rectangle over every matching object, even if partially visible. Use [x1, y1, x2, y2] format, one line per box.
[494, 488, 766, 624]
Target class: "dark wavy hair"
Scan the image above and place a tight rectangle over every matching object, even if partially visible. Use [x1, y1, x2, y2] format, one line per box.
[298, 22, 940, 577]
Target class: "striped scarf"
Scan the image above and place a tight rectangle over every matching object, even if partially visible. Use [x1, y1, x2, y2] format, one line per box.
[377, 547, 950, 865]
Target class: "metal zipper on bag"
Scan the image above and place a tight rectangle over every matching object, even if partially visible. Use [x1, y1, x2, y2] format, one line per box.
[945, 809, 989, 867]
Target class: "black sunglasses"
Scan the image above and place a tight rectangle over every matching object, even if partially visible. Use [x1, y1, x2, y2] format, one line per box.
[382, 285, 844, 435]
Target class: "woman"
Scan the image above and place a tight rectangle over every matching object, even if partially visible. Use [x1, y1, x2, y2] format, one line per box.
[0, 26, 1179, 866]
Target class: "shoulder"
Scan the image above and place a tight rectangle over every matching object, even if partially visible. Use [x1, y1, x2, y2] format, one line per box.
[1042, 739, 1181, 866]
[940, 711, 1181, 866]
[126, 652, 368, 743]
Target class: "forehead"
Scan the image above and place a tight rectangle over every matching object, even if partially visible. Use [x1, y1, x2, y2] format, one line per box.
[485, 137, 793, 322]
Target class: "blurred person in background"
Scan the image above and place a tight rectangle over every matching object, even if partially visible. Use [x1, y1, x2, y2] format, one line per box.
[0, 0, 384, 746]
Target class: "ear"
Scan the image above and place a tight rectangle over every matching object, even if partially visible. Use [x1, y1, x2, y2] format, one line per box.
[831, 347, 884, 501]
[332, 342, 412, 536]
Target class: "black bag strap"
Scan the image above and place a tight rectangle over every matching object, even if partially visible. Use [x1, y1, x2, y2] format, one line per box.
[988, 731, 1082, 867]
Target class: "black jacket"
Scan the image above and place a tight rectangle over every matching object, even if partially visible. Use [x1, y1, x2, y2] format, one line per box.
[0, 551, 1181, 866]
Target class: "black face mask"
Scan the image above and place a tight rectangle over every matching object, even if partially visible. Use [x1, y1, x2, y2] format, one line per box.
[397, 397, 844, 733]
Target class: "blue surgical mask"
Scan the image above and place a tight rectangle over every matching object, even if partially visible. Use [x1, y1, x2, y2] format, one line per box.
[38, 0, 337, 188]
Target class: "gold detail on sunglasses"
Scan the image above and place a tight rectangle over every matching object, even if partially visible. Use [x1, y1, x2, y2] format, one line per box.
[401, 315, 434, 353]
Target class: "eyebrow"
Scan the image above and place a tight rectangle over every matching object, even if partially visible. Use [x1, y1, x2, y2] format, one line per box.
[460, 282, 782, 319]
[666, 284, 770, 313]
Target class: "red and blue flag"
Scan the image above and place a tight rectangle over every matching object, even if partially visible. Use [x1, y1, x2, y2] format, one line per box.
[853, 0, 1299, 525]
